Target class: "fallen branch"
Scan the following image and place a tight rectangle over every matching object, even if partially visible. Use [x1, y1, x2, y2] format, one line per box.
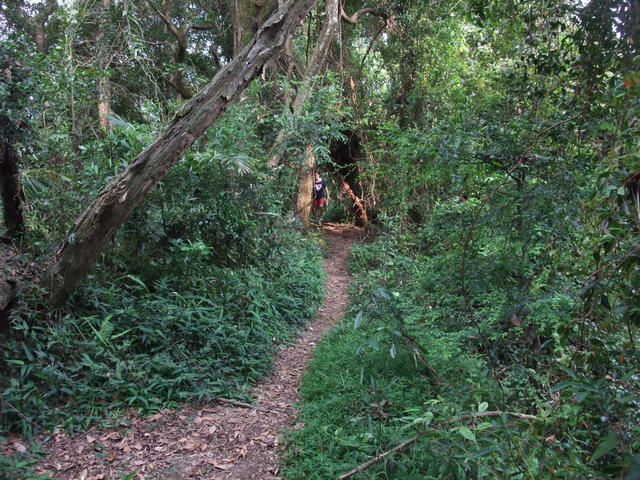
[338, 175, 368, 224]
[216, 398, 283, 415]
[338, 411, 538, 480]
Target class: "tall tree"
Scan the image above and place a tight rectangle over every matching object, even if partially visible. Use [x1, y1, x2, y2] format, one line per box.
[147, 0, 217, 99]
[46, 0, 319, 307]
[96, 0, 113, 132]
[1, 0, 59, 52]
[293, 0, 340, 228]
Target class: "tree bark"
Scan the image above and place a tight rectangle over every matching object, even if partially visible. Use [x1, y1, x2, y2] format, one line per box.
[46, 0, 319, 307]
[96, 0, 113, 132]
[232, 0, 278, 57]
[0, 140, 25, 238]
[295, 144, 315, 229]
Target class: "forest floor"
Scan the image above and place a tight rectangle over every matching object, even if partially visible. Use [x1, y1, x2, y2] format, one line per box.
[25, 222, 361, 480]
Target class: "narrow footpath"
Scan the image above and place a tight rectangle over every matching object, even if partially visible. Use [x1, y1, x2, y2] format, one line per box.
[33, 223, 360, 480]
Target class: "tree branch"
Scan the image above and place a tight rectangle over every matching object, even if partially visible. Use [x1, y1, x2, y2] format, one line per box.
[340, 4, 386, 24]
[339, 411, 538, 480]
[359, 18, 388, 72]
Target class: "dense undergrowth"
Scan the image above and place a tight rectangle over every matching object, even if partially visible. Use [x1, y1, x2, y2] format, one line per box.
[282, 2, 640, 477]
[284, 209, 639, 479]
[0, 91, 328, 476]
[2, 1, 640, 478]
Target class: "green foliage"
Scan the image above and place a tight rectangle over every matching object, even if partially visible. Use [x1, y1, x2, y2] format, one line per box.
[0, 37, 36, 144]
[0, 79, 327, 439]
[285, 1, 640, 478]
[1, 223, 323, 435]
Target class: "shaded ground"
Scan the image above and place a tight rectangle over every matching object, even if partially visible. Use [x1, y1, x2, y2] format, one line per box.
[18, 223, 361, 480]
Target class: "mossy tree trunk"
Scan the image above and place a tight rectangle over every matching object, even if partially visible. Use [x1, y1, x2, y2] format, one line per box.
[46, 0, 319, 307]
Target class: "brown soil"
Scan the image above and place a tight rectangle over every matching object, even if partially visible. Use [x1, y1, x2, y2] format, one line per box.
[20, 223, 361, 480]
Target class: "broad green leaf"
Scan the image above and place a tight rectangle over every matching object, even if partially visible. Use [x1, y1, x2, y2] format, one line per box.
[478, 402, 488, 413]
[468, 446, 500, 459]
[550, 381, 578, 392]
[126, 274, 148, 290]
[354, 311, 363, 329]
[458, 426, 476, 441]
[373, 287, 391, 300]
[592, 432, 618, 462]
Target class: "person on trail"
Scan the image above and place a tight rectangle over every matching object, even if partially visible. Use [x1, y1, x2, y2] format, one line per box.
[312, 172, 328, 223]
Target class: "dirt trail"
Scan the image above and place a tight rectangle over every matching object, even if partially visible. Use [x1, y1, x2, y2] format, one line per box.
[31, 223, 360, 480]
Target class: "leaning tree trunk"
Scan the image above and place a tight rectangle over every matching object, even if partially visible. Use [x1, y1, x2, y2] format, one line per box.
[0, 140, 25, 238]
[46, 0, 319, 307]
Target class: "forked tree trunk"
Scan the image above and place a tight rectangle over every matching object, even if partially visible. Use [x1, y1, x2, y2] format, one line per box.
[46, 0, 318, 307]
[0, 140, 25, 238]
[232, 0, 278, 57]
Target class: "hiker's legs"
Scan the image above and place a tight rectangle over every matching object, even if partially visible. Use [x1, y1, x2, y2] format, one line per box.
[317, 198, 326, 223]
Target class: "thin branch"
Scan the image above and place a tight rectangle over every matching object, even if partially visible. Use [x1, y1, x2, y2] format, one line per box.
[358, 17, 388, 73]
[339, 411, 538, 480]
[1, 399, 45, 432]
[216, 398, 282, 414]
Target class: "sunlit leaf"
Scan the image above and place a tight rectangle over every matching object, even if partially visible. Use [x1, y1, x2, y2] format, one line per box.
[458, 427, 476, 441]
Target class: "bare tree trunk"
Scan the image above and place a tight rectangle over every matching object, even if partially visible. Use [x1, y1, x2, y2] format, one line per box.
[268, 0, 339, 168]
[295, 144, 315, 229]
[46, 0, 319, 307]
[96, 0, 113, 132]
[0, 140, 25, 238]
